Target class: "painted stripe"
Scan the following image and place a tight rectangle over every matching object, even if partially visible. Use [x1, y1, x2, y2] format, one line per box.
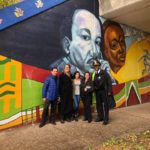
[0, 91, 15, 97]
[0, 0, 67, 30]
[116, 97, 126, 108]
[0, 82, 15, 88]
[139, 86, 150, 94]
[0, 58, 11, 65]
[0, 108, 43, 125]
[139, 80, 150, 88]
[0, 112, 21, 125]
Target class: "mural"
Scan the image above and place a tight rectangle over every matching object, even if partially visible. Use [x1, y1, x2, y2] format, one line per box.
[0, 0, 150, 130]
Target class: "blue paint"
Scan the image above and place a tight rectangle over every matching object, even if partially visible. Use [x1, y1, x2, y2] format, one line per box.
[0, 0, 67, 30]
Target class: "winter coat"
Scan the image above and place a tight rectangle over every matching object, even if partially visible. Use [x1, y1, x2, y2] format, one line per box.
[80, 79, 94, 101]
[42, 75, 59, 101]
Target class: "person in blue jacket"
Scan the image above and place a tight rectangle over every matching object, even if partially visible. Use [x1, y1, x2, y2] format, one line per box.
[39, 67, 59, 128]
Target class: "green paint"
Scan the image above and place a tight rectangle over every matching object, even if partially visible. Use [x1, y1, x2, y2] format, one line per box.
[0, 65, 5, 80]
[0, 91, 15, 97]
[0, 97, 21, 120]
[0, 82, 15, 88]
[22, 79, 43, 110]
[125, 80, 140, 96]
[0, 100, 4, 115]
[10, 65, 16, 81]
[10, 98, 17, 110]
[0, 58, 11, 65]
[139, 80, 150, 88]
[114, 87, 125, 102]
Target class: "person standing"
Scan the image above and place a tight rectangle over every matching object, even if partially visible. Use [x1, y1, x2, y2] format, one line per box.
[39, 67, 59, 128]
[80, 72, 93, 123]
[59, 64, 73, 123]
[73, 71, 81, 121]
[93, 59, 112, 125]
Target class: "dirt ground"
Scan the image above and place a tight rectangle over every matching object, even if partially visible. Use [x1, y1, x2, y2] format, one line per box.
[0, 103, 150, 150]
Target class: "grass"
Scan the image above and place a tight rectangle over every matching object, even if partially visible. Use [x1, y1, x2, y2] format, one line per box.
[99, 130, 150, 150]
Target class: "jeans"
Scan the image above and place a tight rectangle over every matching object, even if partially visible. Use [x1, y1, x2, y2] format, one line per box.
[73, 95, 80, 114]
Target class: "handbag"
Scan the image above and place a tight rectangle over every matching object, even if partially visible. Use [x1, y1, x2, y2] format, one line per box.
[108, 95, 116, 109]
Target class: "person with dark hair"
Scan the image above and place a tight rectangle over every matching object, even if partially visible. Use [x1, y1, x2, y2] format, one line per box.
[50, 9, 108, 75]
[73, 71, 81, 121]
[93, 59, 112, 125]
[103, 20, 126, 73]
[59, 64, 73, 123]
[39, 67, 59, 128]
[80, 71, 93, 123]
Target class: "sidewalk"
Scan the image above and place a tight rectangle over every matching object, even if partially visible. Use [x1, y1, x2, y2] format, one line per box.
[0, 103, 150, 150]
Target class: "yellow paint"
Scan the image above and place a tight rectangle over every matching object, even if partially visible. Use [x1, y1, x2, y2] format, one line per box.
[0, 117, 22, 130]
[0, 55, 22, 113]
[0, 112, 37, 130]
[3, 97, 10, 113]
[111, 37, 150, 83]
[139, 86, 150, 95]
[116, 97, 126, 108]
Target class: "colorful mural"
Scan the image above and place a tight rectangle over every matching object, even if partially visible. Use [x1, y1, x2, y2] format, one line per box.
[0, 0, 150, 130]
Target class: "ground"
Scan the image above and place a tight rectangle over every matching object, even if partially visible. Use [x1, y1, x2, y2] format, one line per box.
[0, 103, 150, 150]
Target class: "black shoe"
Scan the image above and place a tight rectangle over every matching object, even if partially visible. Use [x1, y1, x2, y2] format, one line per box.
[60, 119, 65, 123]
[51, 121, 56, 125]
[88, 120, 92, 123]
[95, 118, 103, 122]
[83, 118, 88, 121]
[39, 123, 45, 128]
[75, 117, 78, 122]
[66, 118, 71, 122]
[103, 121, 108, 125]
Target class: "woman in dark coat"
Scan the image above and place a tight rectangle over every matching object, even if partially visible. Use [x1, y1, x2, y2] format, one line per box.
[59, 64, 73, 123]
[80, 72, 94, 123]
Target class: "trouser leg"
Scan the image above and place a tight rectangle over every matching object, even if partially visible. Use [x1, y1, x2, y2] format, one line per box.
[41, 100, 50, 124]
[50, 100, 57, 123]
[86, 98, 92, 121]
[74, 95, 80, 118]
[96, 92, 103, 120]
[101, 91, 109, 122]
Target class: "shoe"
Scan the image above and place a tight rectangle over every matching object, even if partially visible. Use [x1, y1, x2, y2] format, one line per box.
[60, 119, 65, 123]
[51, 121, 56, 125]
[83, 118, 88, 121]
[66, 118, 71, 122]
[95, 118, 103, 122]
[39, 123, 45, 128]
[103, 121, 108, 125]
[88, 120, 92, 123]
[75, 117, 78, 122]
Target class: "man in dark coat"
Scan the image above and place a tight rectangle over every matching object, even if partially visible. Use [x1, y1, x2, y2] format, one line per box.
[39, 67, 59, 128]
[93, 59, 112, 125]
[59, 64, 73, 123]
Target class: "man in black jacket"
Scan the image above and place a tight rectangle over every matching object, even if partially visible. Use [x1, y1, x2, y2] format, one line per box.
[93, 59, 112, 125]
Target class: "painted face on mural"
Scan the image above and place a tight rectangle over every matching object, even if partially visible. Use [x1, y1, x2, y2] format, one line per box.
[104, 24, 126, 73]
[63, 9, 102, 73]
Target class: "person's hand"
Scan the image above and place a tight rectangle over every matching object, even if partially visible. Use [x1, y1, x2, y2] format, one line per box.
[43, 98, 46, 103]
[57, 97, 61, 103]
[108, 92, 111, 96]
[84, 87, 87, 92]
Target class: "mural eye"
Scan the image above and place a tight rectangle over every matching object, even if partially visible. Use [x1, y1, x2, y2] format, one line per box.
[120, 38, 125, 45]
[81, 35, 90, 41]
[95, 37, 101, 45]
[110, 40, 118, 50]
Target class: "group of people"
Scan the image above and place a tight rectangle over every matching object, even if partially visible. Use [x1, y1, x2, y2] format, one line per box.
[39, 59, 113, 128]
